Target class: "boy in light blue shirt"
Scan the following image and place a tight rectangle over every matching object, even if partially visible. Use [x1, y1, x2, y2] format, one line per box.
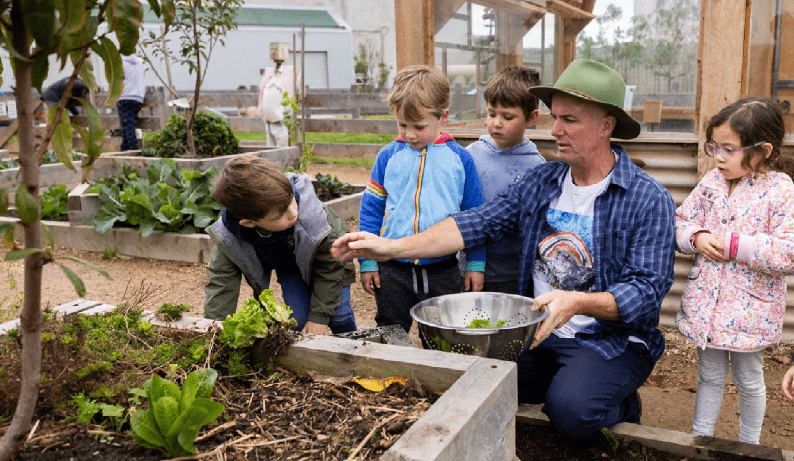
[465, 66, 545, 294]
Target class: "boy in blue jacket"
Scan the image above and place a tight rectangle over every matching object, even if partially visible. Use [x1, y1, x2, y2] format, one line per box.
[358, 65, 485, 335]
[465, 66, 545, 294]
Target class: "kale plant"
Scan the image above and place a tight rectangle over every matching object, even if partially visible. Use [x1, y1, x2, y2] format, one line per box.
[88, 159, 221, 236]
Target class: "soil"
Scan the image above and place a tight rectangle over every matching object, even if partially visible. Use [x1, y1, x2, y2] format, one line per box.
[1, 164, 794, 460]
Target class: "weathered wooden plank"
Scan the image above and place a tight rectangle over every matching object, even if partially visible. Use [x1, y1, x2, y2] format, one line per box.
[325, 192, 363, 221]
[310, 142, 382, 159]
[278, 334, 478, 394]
[53, 299, 103, 316]
[70, 115, 161, 131]
[385, 357, 517, 461]
[304, 118, 396, 135]
[516, 405, 793, 461]
[0, 119, 18, 148]
[303, 92, 389, 110]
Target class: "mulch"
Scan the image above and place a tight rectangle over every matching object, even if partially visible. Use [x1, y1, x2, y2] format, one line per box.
[10, 370, 436, 460]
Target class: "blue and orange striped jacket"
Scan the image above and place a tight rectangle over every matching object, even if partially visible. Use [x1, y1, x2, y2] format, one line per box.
[358, 132, 485, 271]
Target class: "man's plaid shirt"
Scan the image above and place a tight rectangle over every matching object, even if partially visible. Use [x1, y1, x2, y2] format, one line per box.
[453, 145, 676, 362]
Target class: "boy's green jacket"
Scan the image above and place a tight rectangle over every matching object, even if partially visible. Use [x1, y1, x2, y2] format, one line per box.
[203, 173, 355, 324]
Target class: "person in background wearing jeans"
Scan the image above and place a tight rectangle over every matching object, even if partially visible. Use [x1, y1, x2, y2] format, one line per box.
[118, 55, 146, 151]
[204, 156, 357, 335]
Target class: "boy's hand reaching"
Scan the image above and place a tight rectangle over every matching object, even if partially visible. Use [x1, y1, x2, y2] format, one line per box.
[360, 271, 381, 296]
[304, 321, 329, 336]
[694, 232, 725, 263]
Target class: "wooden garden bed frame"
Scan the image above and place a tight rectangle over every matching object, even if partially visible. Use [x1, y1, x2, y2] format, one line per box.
[0, 299, 519, 461]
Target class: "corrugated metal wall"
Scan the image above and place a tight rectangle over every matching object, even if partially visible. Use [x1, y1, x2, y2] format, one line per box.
[529, 131, 794, 341]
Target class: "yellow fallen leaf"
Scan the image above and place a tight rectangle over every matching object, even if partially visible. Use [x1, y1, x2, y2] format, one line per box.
[351, 376, 408, 392]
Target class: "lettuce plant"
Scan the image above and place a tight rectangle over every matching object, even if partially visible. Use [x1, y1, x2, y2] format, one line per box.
[130, 368, 224, 457]
[221, 289, 297, 349]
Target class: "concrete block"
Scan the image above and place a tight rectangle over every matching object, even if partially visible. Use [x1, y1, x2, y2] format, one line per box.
[0, 319, 20, 335]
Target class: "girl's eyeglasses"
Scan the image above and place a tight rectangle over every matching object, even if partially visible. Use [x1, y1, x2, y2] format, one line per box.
[704, 141, 765, 158]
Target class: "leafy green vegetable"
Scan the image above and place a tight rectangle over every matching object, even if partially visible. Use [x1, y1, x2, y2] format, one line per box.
[220, 289, 297, 349]
[466, 319, 508, 328]
[40, 184, 69, 221]
[130, 368, 224, 458]
[87, 158, 221, 236]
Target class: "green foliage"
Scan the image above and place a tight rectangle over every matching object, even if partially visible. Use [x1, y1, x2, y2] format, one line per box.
[157, 303, 191, 321]
[314, 173, 355, 200]
[71, 393, 129, 432]
[130, 368, 224, 457]
[87, 159, 221, 236]
[220, 289, 297, 349]
[466, 319, 508, 328]
[141, 112, 239, 159]
[101, 248, 118, 260]
[39, 184, 69, 221]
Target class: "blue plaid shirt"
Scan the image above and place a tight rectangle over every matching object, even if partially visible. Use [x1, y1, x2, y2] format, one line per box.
[453, 145, 675, 362]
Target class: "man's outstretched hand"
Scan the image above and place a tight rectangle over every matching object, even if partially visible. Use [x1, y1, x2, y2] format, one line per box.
[331, 232, 393, 261]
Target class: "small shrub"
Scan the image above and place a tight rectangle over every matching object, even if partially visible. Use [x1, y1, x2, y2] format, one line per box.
[142, 111, 239, 159]
[156, 303, 191, 321]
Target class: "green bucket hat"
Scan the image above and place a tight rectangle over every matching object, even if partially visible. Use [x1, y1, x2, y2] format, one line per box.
[530, 58, 641, 139]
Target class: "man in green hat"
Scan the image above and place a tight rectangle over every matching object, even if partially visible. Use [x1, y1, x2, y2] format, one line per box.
[331, 58, 676, 442]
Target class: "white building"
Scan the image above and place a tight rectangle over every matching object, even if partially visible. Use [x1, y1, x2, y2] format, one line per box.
[4, 3, 358, 95]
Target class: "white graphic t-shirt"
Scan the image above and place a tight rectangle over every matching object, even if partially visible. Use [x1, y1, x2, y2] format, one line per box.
[533, 167, 611, 338]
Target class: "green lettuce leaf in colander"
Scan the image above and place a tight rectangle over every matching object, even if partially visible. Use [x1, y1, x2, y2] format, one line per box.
[466, 319, 508, 328]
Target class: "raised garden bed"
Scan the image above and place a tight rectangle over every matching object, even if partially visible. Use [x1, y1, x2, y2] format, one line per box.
[0, 299, 517, 461]
[0, 143, 300, 202]
[0, 189, 362, 264]
[92, 142, 300, 179]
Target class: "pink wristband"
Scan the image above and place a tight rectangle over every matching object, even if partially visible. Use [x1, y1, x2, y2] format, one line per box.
[729, 232, 740, 260]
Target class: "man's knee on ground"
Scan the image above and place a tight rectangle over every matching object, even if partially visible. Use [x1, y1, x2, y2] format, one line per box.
[544, 393, 604, 438]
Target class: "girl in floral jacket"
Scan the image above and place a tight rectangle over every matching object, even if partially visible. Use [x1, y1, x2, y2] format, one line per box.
[675, 97, 794, 444]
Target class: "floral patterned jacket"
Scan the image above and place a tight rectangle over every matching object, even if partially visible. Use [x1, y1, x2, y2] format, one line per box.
[675, 168, 794, 350]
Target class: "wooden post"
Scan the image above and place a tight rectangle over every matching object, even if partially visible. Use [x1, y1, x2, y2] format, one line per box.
[696, 0, 747, 178]
[395, 0, 435, 69]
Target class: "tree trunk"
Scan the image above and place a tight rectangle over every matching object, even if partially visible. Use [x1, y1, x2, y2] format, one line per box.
[0, 6, 43, 461]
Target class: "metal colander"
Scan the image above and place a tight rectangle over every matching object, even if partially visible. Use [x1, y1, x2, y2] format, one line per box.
[410, 292, 548, 361]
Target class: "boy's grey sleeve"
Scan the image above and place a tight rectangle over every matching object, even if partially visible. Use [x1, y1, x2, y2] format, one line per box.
[204, 244, 243, 320]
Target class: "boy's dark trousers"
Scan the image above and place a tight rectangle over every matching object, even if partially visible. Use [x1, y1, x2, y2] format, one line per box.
[374, 258, 461, 346]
